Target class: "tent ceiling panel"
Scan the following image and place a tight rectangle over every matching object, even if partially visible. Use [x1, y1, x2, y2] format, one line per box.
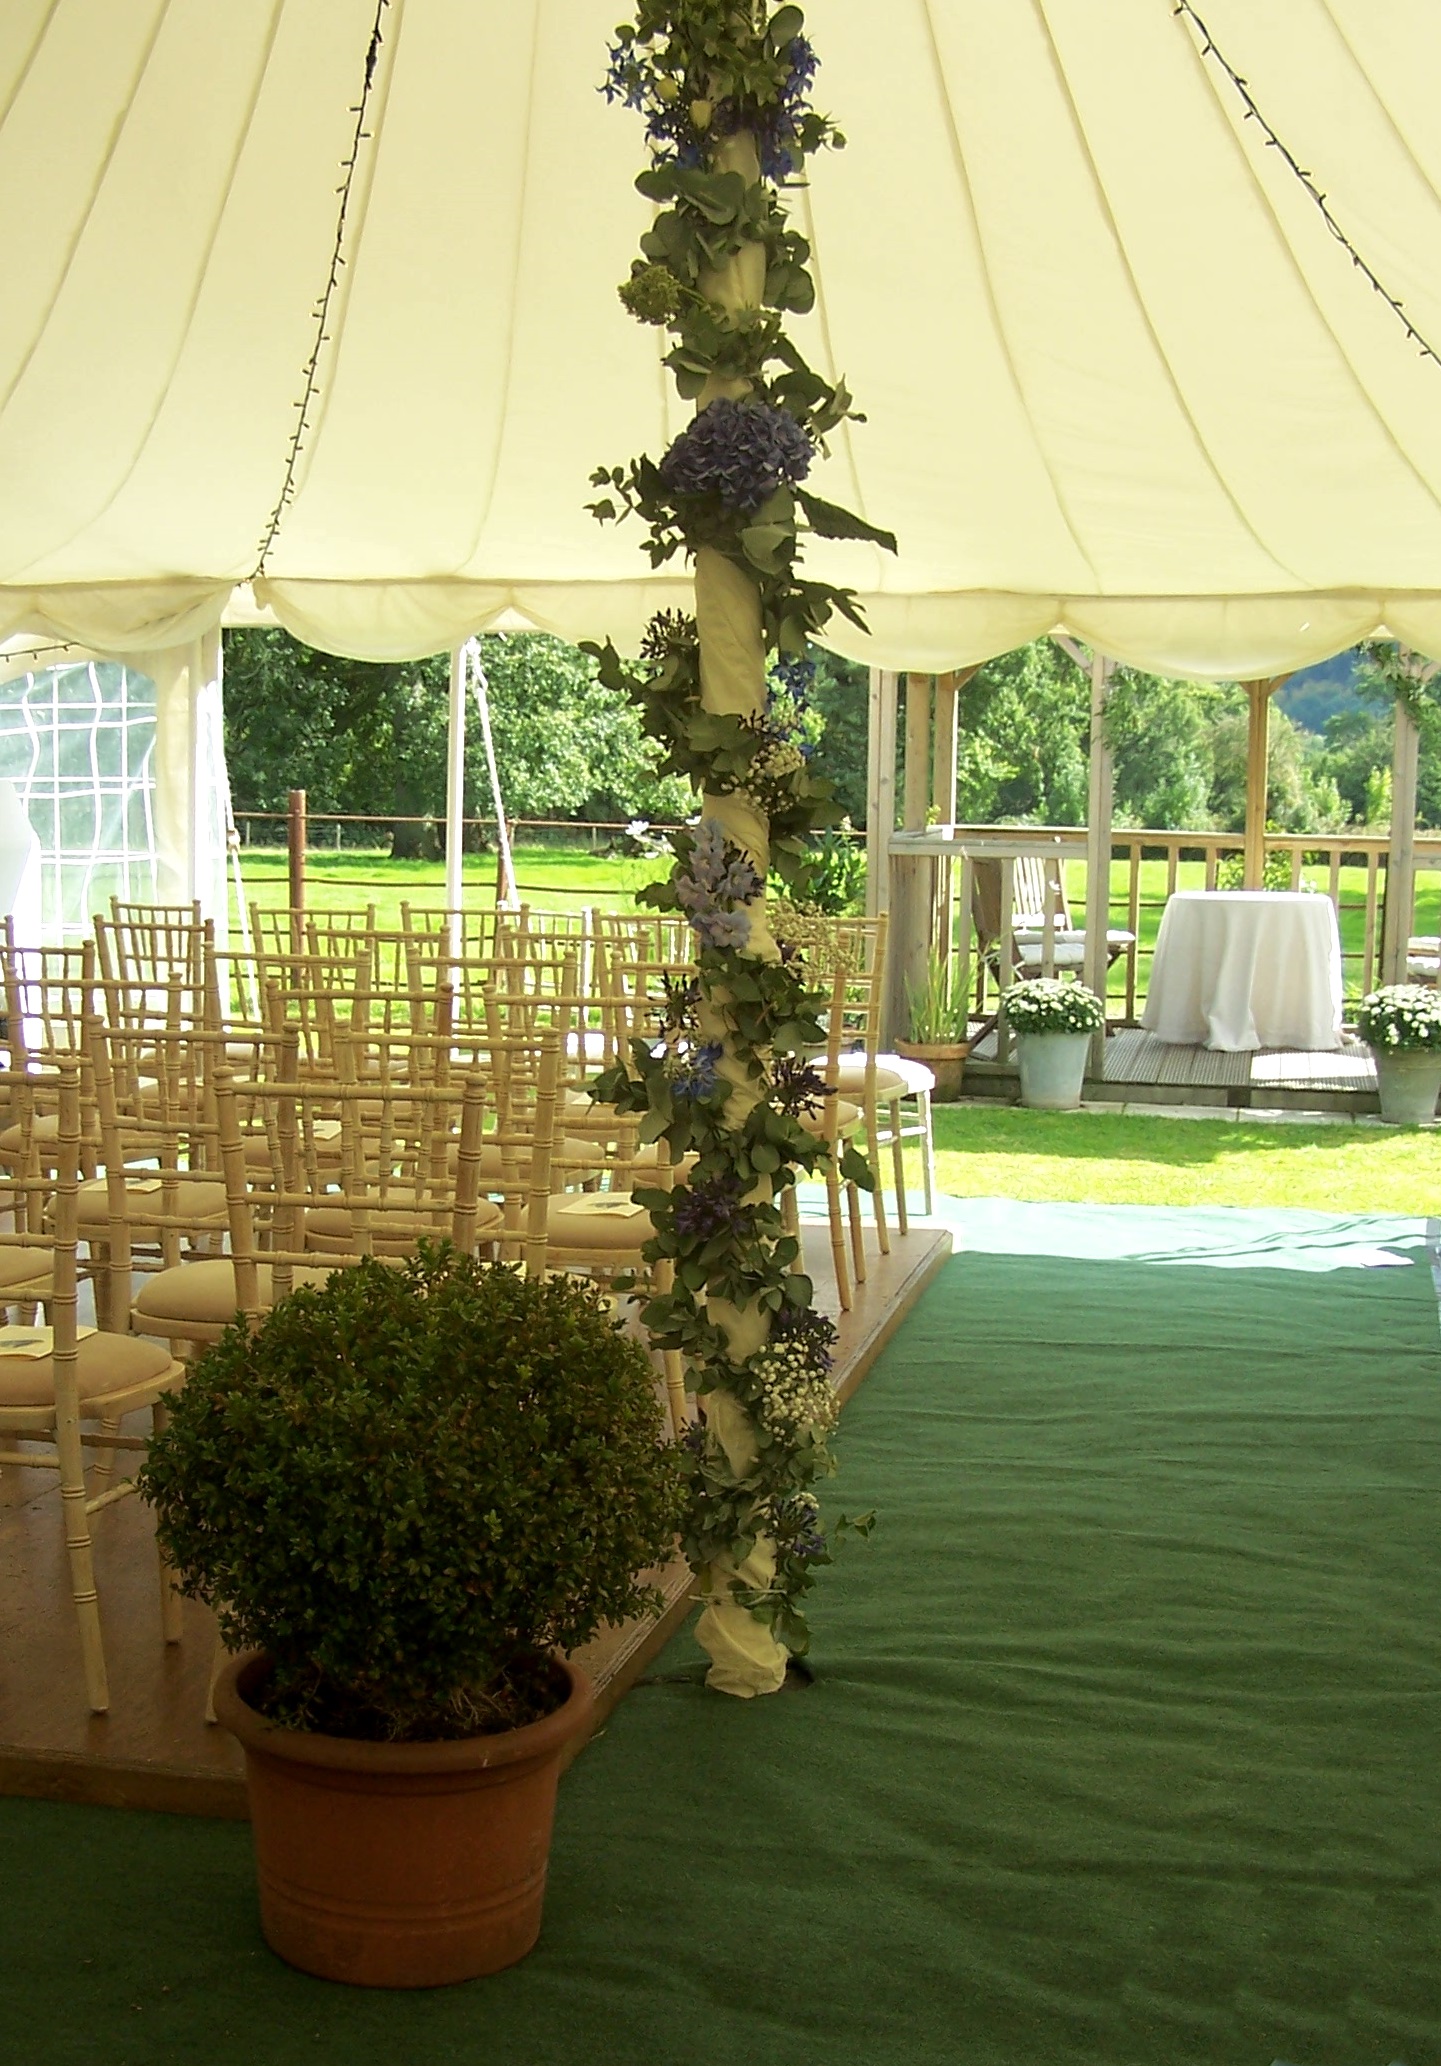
[3, 0, 1441, 673]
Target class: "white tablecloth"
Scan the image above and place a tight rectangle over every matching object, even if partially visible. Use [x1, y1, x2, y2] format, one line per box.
[1141, 892, 1343, 1052]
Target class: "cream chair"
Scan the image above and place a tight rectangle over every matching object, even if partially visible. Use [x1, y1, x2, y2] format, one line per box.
[0, 1060, 186, 1713]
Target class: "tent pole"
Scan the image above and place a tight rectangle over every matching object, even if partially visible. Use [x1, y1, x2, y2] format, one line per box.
[444, 645, 468, 952]
[469, 641, 517, 907]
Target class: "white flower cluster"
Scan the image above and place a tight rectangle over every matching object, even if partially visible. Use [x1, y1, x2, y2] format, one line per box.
[1356, 984, 1441, 1052]
[1003, 976, 1105, 1036]
[753, 1341, 838, 1441]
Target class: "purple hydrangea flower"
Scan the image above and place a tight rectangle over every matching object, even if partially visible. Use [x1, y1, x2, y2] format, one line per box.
[659, 398, 813, 514]
[687, 905, 751, 952]
[671, 1172, 748, 1242]
[686, 818, 765, 903]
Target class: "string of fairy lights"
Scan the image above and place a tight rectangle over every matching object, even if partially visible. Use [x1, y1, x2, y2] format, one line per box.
[1173, 0, 1441, 371]
[253, 0, 394, 576]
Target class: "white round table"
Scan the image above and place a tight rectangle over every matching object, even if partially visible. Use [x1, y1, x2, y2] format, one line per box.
[1141, 891, 1343, 1052]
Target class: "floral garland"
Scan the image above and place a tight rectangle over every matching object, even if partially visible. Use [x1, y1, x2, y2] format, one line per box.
[586, 0, 890, 1687]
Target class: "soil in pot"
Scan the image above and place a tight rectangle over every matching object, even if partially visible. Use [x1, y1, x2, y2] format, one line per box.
[214, 1651, 594, 1989]
[894, 1037, 968, 1103]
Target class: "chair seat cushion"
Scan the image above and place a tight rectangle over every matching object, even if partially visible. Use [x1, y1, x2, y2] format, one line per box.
[0, 1244, 55, 1293]
[134, 1258, 334, 1329]
[304, 1192, 502, 1255]
[0, 1329, 176, 1411]
[796, 1098, 862, 1137]
[76, 1175, 227, 1232]
[0, 1110, 100, 1157]
[835, 1053, 936, 1098]
[545, 1195, 656, 1252]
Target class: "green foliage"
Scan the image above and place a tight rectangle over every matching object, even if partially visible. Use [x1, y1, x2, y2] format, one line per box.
[788, 823, 865, 914]
[904, 946, 964, 1045]
[222, 629, 692, 832]
[594, 2, 883, 1654]
[139, 1250, 686, 1741]
[956, 645, 1090, 824]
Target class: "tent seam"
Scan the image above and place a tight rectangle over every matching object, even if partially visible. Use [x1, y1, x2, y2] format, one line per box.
[915, 0, 1104, 593]
[0, 0, 176, 421]
[1031, 0, 1310, 590]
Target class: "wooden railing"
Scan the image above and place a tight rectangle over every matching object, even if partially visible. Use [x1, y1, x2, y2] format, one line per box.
[887, 824, 1441, 1047]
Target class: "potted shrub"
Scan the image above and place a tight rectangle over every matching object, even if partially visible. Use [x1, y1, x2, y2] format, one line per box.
[1356, 984, 1441, 1124]
[139, 1247, 686, 1989]
[1004, 977, 1104, 1111]
[898, 947, 969, 1102]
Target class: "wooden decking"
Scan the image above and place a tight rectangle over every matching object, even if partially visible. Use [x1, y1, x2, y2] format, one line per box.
[964, 1025, 1379, 1112]
[0, 1218, 951, 1820]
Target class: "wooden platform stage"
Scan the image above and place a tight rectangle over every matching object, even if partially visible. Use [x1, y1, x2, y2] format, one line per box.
[0, 1218, 951, 1820]
[964, 1025, 1379, 1114]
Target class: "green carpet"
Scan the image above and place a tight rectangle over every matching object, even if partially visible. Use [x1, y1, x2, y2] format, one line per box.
[4, 1239, 1440, 2066]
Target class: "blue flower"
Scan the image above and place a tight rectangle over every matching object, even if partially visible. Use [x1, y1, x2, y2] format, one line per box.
[772, 1304, 838, 1374]
[659, 398, 813, 514]
[770, 1056, 832, 1119]
[670, 1042, 724, 1101]
[671, 1173, 748, 1242]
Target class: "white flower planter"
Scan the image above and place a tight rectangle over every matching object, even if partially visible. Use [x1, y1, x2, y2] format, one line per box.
[1016, 1030, 1091, 1112]
[1371, 1048, 1441, 1126]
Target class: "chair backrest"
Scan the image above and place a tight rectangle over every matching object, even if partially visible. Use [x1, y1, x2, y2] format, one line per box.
[0, 1060, 82, 1400]
[971, 856, 1070, 946]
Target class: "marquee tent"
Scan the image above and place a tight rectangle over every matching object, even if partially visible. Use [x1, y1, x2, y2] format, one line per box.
[5, 0, 1441, 686]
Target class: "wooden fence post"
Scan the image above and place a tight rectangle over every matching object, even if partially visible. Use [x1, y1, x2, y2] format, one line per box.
[287, 788, 306, 927]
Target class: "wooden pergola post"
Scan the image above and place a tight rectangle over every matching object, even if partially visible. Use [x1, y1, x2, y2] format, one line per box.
[1381, 694, 1422, 984]
[887, 673, 936, 1043]
[1082, 654, 1115, 1077]
[865, 667, 899, 920]
[931, 670, 961, 1012]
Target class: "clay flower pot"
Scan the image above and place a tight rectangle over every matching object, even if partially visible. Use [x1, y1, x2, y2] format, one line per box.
[214, 1650, 594, 1988]
[894, 1036, 969, 1103]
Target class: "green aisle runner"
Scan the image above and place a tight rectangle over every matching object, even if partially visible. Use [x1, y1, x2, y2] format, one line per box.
[4, 1231, 1439, 2065]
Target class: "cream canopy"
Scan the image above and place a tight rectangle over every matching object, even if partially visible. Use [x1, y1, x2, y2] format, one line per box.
[5, 0, 1441, 677]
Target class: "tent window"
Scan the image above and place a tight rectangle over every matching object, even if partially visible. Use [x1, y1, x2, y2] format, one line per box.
[0, 662, 158, 939]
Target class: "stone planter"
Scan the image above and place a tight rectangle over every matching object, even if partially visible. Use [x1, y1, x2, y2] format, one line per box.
[894, 1037, 968, 1103]
[1370, 1047, 1441, 1126]
[1016, 1030, 1091, 1112]
[214, 1650, 594, 1988]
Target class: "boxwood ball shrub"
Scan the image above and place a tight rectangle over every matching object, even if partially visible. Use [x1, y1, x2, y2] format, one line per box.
[1003, 977, 1106, 1037]
[139, 1248, 688, 1741]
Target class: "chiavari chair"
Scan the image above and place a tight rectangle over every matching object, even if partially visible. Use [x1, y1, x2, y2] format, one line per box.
[0, 1058, 186, 1712]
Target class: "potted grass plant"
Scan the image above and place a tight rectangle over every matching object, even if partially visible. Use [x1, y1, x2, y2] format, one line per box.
[1356, 984, 1441, 1124]
[898, 947, 969, 1102]
[1004, 977, 1104, 1111]
[139, 1247, 686, 1990]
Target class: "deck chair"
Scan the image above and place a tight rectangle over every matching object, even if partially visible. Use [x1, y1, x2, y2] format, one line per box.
[970, 857, 1133, 1018]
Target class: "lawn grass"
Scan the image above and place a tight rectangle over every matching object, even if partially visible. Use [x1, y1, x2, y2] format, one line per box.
[930, 1102, 1440, 1215]
[233, 843, 658, 934]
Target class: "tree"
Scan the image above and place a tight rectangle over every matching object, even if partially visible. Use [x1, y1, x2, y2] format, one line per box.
[222, 629, 692, 847]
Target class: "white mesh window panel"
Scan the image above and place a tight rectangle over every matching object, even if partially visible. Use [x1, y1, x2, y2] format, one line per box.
[0, 662, 158, 940]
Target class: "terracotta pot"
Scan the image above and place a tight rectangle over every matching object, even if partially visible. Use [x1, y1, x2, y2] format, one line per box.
[894, 1037, 968, 1103]
[213, 1650, 594, 1989]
